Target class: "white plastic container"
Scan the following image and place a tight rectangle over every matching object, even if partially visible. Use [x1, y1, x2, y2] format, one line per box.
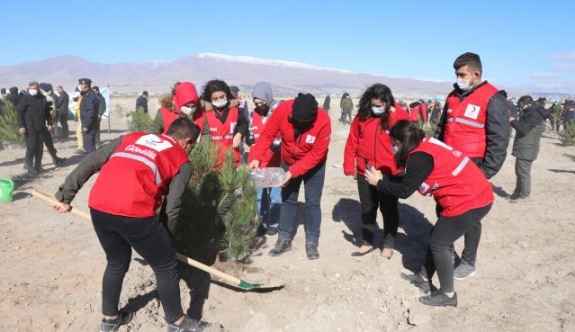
[250, 167, 286, 187]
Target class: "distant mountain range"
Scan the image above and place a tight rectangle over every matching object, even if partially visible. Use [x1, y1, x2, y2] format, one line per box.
[0, 53, 530, 98]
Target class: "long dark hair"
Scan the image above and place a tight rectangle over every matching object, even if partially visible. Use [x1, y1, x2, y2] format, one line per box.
[389, 120, 425, 168]
[201, 79, 235, 103]
[357, 83, 395, 129]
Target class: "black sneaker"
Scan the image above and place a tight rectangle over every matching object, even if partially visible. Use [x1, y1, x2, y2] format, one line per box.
[453, 260, 476, 280]
[400, 272, 434, 294]
[256, 224, 267, 237]
[53, 156, 67, 166]
[419, 291, 458, 307]
[167, 316, 209, 332]
[266, 226, 278, 236]
[269, 239, 292, 257]
[100, 311, 133, 332]
[305, 244, 320, 260]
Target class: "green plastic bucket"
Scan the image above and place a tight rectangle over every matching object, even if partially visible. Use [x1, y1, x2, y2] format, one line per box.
[0, 177, 15, 202]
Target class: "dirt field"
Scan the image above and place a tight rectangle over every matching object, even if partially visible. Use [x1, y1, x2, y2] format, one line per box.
[1, 95, 574, 332]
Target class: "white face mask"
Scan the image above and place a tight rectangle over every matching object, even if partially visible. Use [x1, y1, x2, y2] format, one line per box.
[28, 88, 38, 96]
[212, 99, 227, 108]
[456, 78, 471, 91]
[180, 106, 196, 115]
[77, 85, 83, 92]
[392, 145, 399, 154]
[371, 106, 385, 116]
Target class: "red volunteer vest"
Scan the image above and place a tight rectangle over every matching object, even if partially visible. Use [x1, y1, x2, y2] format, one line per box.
[443, 83, 499, 158]
[205, 107, 241, 166]
[160, 107, 182, 134]
[411, 137, 493, 217]
[89, 132, 190, 218]
[251, 108, 281, 168]
[409, 103, 428, 123]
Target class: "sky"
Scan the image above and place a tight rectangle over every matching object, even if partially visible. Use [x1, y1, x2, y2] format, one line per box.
[1, 0, 574, 92]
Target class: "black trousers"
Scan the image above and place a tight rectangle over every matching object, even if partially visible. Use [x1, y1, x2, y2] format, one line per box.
[424, 204, 492, 293]
[356, 175, 399, 248]
[83, 128, 97, 154]
[41, 127, 58, 158]
[25, 129, 43, 169]
[90, 209, 184, 323]
[58, 110, 69, 138]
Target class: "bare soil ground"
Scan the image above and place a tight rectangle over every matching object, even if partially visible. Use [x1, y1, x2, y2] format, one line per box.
[1, 96, 574, 331]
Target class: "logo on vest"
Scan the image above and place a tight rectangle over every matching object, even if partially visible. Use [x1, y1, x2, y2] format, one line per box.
[305, 135, 316, 144]
[125, 145, 157, 159]
[134, 134, 174, 152]
[464, 104, 481, 120]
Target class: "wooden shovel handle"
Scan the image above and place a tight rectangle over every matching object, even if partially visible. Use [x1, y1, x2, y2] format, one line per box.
[30, 189, 243, 287]
[31, 190, 92, 221]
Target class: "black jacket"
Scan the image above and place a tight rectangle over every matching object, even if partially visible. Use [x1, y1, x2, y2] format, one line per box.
[96, 93, 106, 117]
[56, 91, 69, 115]
[79, 89, 100, 129]
[511, 104, 546, 161]
[435, 82, 512, 179]
[136, 95, 148, 113]
[17, 93, 52, 132]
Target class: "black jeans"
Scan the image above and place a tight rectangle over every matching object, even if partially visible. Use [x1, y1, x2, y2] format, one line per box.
[41, 127, 58, 159]
[424, 204, 492, 293]
[278, 162, 326, 245]
[356, 175, 399, 248]
[90, 209, 184, 323]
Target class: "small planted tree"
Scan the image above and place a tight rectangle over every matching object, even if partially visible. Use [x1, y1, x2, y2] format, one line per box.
[0, 101, 23, 145]
[560, 121, 575, 146]
[550, 103, 563, 133]
[173, 135, 259, 263]
[127, 106, 151, 132]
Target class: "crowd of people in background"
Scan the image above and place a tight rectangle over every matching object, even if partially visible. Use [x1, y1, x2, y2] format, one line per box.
[2, 50, 575, 331]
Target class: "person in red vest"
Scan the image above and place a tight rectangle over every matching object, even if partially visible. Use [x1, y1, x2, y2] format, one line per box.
[366, 120, 493, 307]
[248, 82, 283, 236]
[52, 118, 210, 332]
[249, 93, 331, 260]
[408, 99, 429, 124]
[149, 82, 199, 135]
[343, 83, 410, 258]
[199, 79, 248, 167]
[434, 52, 511, 280]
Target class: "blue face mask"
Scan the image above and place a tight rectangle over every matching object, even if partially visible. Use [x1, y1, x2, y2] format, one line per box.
[371, 106, 385, 115]
[392, 145, 399, 154]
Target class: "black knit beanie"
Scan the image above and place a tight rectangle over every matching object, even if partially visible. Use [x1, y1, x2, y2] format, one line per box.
[292, 93, 318, 121]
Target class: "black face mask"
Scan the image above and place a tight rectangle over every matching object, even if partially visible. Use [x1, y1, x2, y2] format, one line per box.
[256, 103, 270, 113]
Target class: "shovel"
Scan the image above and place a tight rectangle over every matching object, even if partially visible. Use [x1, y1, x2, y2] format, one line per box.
[31, 189, 284, 291]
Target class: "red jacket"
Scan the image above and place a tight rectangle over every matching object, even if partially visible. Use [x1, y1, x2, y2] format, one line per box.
[89, 132, 189, 218]
[443, 83, 499, 158]
[160, 82, 198, 134]
[409, 103, 428, 123]
[411, 137, 493, 217]
[344, 107, 410, 176]
[249, 99, 331, 178]
[250, 107, 281, 168]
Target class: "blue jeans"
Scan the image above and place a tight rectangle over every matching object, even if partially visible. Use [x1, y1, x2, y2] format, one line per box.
[278, 162, 326, 245]
[257, 186, 282, 228]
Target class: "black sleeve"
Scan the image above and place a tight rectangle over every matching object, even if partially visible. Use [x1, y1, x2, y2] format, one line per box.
[236, 107, 249, 137]
[434, 102, 449, 140]
[482, 92, 512, 179]
[510, 110, 544, 135]
[17, 97, 26, 128]
[376, 152, 434, 199]
[165, 162, 193, 234]
[55, 137, 123, 204]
